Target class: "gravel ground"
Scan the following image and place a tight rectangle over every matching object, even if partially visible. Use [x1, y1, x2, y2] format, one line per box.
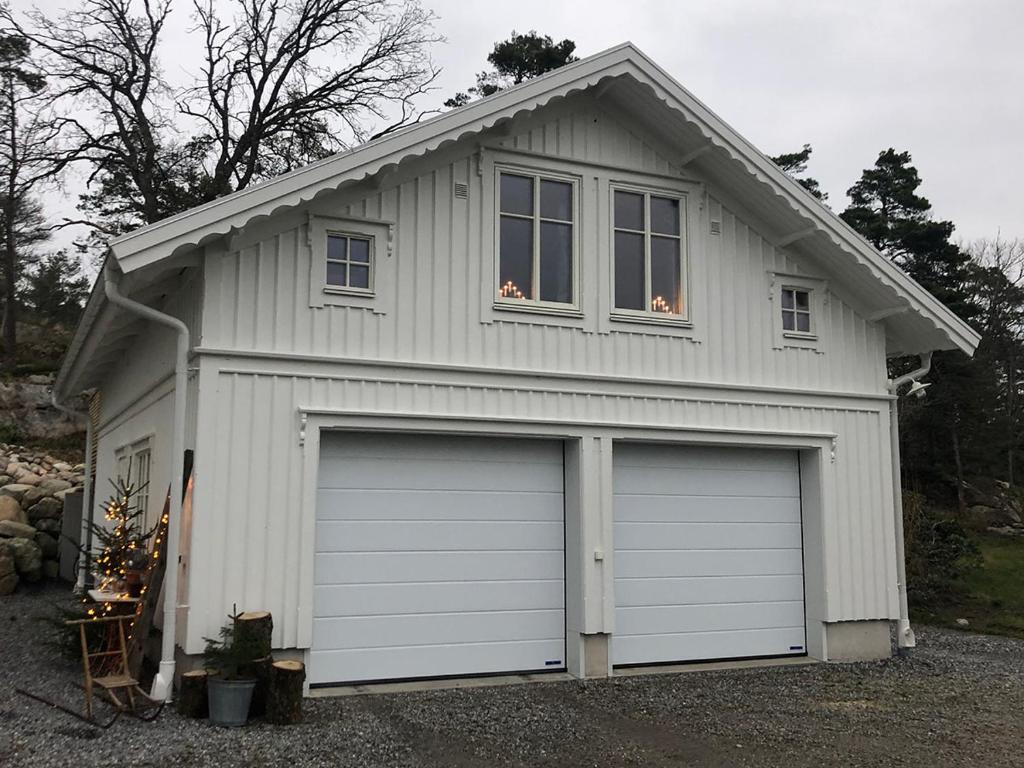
[3, 583, 1023, 767]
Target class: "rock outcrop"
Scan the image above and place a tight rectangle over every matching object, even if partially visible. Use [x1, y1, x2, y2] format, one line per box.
[0, 443, 86, 595]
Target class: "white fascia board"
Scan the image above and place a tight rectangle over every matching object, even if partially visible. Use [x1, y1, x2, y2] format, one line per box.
[108, 41, 979, 356]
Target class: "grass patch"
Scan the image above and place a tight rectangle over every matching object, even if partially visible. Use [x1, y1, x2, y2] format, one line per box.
[913, 532, 1024, 638]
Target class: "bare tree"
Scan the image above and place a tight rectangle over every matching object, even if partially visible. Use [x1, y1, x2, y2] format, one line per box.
[4, 0, 440, 242]
[967, 236, 1024, 484]
[182, 0, 440, 197]
[2, 0, 178, 233]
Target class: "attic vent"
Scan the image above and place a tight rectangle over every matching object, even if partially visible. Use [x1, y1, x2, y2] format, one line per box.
[453, 182, 469, 199]
[709, 220, 722, 235]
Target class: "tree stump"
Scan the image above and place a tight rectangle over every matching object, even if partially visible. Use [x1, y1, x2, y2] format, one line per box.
[177, 669, 209, 719]
[241, 655, 273, 717]
[266, 660, 305, 725]
[234, 611, 273, 659]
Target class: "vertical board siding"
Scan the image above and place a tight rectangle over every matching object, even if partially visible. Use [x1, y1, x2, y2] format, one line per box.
[200, 95, 887, 395]
[183, 369, 899, 653]
[184, 94, 900, 653]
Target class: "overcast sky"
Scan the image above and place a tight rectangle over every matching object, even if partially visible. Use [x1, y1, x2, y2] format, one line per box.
[20, 0, 1024, 253]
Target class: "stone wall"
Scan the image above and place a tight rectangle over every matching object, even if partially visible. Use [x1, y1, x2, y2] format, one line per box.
[0, 444, 86, 595]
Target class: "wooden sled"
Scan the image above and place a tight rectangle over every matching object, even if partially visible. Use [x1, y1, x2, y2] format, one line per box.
[18, 614, 164, 727]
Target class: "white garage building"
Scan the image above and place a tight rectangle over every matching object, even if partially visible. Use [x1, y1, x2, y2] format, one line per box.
[54, 43, 978, 690]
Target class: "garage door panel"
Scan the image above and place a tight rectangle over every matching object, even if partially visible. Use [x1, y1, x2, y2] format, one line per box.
[613, 521, 802, 551]
[318, 457, 563, 493]
[312, 639, 566, 684]
[616, 601, 806, 636]
[613, 444, 805, 666]
[315, 551, 565, 585]
[313, 433, 566, 685]
[615, 627, 806, 665]
[316, 520, 564, 553]
[321, 435, 562, 465]
[316, 489, 564, 522]
[314, 579, 565, 617]
[615, 467, 799, 498]
[313, 609, 564, 651]
[615, 548, 804, 579]
[614, 444, 798, 473]
[615, 575, 806, 607]
[614, 495, 801, 524]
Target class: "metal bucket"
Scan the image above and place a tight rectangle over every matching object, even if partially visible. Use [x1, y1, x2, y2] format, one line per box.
[207, 676, 256, 727]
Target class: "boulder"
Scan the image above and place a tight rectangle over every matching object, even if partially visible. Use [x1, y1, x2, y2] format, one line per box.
[0, 520, 37, 539]
[39, 477, 72, 494]
[0, 495, 26, 524]
[34, 531, 58, 559]
[21, 486, 49, 508]
[27, 497, 62, 521]
[0, 570, 16, 595]
[53, 462, 71, 472]
[42, 559, 59, 579]
[0, 474, 11, 486]
[33, 518, 60, 535]
[7, 537, 42, 581]
[13, 472, 41, 487]
[0, 483, 33, 504]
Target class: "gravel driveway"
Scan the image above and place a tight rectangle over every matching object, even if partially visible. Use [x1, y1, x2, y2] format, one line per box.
[2, 583, 1022, 767]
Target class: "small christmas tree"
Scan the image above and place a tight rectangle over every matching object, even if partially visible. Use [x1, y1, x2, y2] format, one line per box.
[87, 463, 157, 601]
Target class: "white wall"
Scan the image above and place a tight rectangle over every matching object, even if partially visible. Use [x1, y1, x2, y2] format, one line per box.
[91, 271, 202, 566]
[180, 93, 899, 655]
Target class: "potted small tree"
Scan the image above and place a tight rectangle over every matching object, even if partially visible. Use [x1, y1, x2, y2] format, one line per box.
[204, 606, 262, 726]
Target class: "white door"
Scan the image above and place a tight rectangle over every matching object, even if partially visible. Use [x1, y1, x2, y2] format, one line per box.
[312, 433, 566, 685]
[613, 444, 805, 666]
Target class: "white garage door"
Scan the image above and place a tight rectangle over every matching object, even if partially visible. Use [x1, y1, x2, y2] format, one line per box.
[613, 444, 806, 666]
[312, 433, 566, 685]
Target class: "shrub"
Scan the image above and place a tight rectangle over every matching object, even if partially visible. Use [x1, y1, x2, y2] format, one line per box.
[904, 491, 982, 607]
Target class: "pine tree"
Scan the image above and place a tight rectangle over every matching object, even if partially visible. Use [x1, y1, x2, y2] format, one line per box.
[445, 31, 578, 108]
[87, 466, 156, 602]
[769, 144, 827, 201]
[841, 149, 991, 509]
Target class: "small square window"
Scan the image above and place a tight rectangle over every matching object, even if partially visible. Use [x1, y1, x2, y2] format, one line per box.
[781, 287, 812, 333]
[325, 234, 373, 291]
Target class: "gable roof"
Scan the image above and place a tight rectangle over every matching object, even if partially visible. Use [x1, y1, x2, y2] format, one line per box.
[61, 43, 978, 399]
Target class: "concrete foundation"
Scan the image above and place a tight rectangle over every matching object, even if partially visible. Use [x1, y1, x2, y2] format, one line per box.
[825, 620, 892, 661]
[582, 633, 610, 677]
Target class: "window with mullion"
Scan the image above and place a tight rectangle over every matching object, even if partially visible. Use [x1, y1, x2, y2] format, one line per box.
[613, 190, 684, 316]
[781, 287, 812, 333]
[326, 233, 372, 291]
[498, 172, 574, 305]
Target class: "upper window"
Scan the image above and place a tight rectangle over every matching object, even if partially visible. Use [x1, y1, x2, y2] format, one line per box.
[781, 287, 812, 333]
[497, 171, 575, 306]
[613, 189, 686, 318]
[326, 233, 373, 292]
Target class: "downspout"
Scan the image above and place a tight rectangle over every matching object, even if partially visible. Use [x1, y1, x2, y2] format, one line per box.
[887, 350, 932, 655]
[50, 393, 93, 594]
[103, 265, 188, 702]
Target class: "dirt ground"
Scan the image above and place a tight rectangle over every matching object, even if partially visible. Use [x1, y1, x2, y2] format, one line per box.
[2, 583, 1023, 767]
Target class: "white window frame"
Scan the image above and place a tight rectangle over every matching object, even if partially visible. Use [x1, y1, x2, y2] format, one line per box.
[308, 214, 393, 313]
[493, 164, 582, 316]
[609, 184, 690, 326]
[115, 436, 153, 523]
[769, 271, 828, 352]
[324, 232, 375, 295]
